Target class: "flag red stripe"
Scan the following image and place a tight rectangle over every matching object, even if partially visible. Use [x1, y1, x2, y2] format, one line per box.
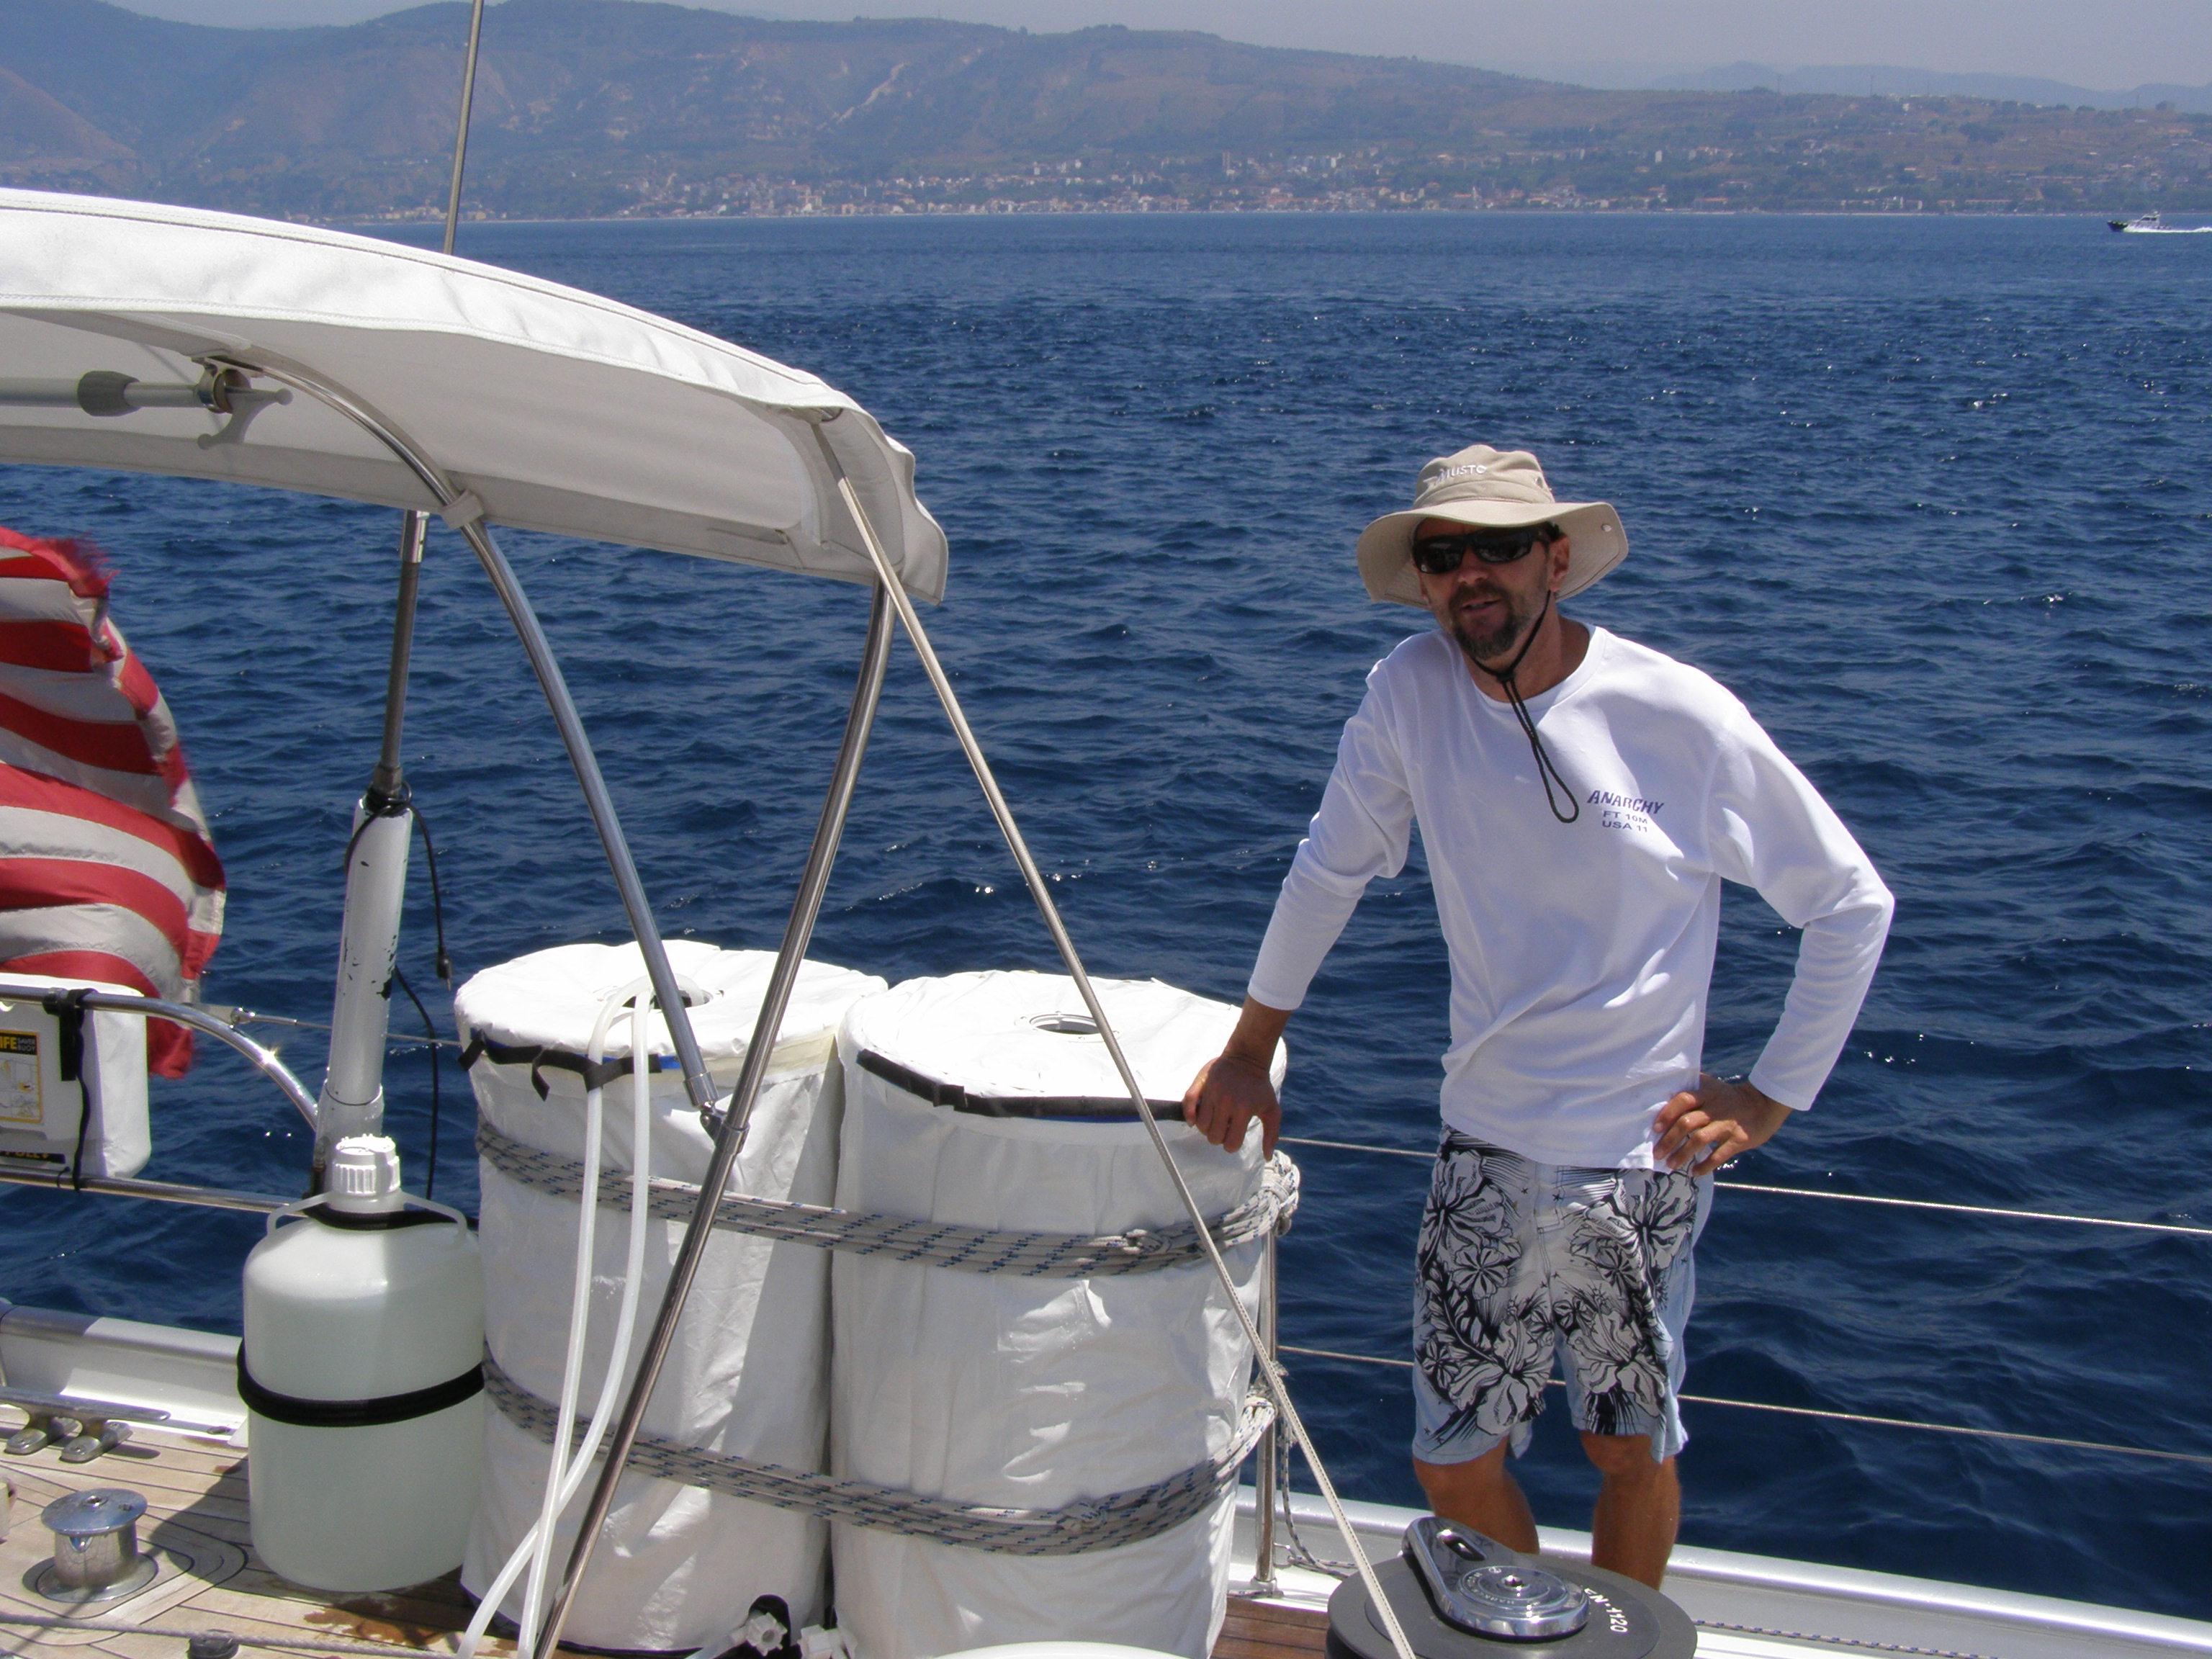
[183, 927, 218, 981]
[0, 860, 190, 956]
[0, 621, 99, 673]
[0, 536, 109, 600]
[117, 653, 161, 718]
[0, 768, 224, 889]
[0, 688, 161, 774]
[0, 528, 218, 1079]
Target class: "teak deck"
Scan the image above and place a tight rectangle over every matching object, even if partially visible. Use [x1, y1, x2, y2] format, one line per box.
[0, 1424, 1324, 1659]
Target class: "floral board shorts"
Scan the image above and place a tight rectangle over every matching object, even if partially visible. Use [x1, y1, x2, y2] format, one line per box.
[1411, 1131, 1712, 1466]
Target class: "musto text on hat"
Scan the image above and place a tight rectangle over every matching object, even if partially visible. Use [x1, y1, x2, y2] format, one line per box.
[1355, 444, 1629, 607]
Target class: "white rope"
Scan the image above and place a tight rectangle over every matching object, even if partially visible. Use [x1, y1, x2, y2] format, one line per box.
[474, 1117, 1300, 1274]
[482, 1352, 1274, 1553]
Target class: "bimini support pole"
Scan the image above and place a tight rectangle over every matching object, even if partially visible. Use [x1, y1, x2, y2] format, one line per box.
[1254, 1227, 1281, 1596]
[531, 577, 896, 1659]
[205, 353, 721, 1128]
[312, 509, 428, 1176]
[804, 423, 1421, 1659]
[454, 518, 720, 1118]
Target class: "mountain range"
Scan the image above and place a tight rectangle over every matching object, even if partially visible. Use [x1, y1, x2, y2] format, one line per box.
[1649, 62, 2212, 114]
[4, 0, 2208, 218]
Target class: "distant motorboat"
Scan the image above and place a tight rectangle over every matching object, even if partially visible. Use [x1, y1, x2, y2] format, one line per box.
[2108, 210, 2212, 233]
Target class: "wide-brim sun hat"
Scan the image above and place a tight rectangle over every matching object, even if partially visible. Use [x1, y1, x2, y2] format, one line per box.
[1355, 444, 1628, 607]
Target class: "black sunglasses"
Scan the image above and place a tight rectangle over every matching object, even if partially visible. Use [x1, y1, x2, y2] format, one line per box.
[1409, 523, 1560, 576]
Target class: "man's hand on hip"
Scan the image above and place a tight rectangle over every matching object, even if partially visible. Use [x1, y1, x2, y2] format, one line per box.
[1653, 1074, 1794, 1175]
[1182, 997, 1292, 1155]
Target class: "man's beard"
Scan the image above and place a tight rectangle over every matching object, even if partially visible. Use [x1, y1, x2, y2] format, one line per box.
[1446, 584, 1545, 667]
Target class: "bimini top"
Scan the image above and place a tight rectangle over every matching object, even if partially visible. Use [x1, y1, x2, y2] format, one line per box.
[0, 190, 948, 601]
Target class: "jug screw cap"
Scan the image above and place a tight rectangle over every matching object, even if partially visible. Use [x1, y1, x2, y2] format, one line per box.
[326, 1136, 403, 1213]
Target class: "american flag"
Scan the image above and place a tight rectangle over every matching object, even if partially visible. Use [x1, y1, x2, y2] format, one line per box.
[0, 527, 225, 1076]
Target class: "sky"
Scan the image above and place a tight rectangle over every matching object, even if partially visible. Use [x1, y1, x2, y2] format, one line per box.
[111, 0, 2212, 93]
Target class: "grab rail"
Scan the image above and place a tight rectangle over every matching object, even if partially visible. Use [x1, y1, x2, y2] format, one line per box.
[1278, 1136, 2212, 1238]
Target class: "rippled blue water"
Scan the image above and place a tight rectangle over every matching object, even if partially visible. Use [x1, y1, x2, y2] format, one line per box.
[2, 212, 2208, 1619]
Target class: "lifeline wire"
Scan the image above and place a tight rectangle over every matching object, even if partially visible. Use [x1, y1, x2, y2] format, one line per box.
[822, 444, 1421, 1659]
[1274, 1347, 2212, 1469]
[1277, 1136, 2212, 1237]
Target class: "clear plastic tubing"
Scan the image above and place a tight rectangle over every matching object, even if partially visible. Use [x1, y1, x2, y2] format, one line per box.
[462, 976, 694, 1659]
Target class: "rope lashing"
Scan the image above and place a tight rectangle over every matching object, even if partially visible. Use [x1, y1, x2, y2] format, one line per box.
[474, 1118, 1299, 1277]
[482, 1353, 1271, 1555]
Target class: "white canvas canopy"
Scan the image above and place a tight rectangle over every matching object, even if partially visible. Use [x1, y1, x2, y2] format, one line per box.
[0, 190, 947, 601]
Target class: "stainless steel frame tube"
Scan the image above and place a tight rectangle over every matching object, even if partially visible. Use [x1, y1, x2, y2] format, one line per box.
[0, 1164, 289, 1214]
[533, 580, 896, 1659]
[453, 517, 718, 1119]
[806, 425, 1419, 1659]
[1254, 1228, 1280, 1596]
[202, 353, 721, 1127]
[0, 981, 318, 1130]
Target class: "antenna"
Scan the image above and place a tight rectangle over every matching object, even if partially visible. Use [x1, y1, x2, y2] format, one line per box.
[442, 0, 489, 255]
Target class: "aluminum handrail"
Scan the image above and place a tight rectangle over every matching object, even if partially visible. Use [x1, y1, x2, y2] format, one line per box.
[1277, 1135, 2212, 1238]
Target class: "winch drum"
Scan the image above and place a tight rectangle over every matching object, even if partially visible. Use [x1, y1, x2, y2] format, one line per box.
[1326, 1554, 1698, 1659]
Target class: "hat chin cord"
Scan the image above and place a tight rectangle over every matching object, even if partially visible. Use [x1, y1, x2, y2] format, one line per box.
[1475, 588, 1581, 825]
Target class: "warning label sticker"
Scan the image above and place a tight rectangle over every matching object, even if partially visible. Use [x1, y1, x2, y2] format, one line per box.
[0, 1030, 42, 1124]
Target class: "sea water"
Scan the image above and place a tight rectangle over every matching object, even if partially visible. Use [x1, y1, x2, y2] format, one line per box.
[0, 212, 2206, 1618]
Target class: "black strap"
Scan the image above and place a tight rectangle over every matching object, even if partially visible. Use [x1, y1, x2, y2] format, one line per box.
[858, 1049, 1181, 1121]
[459, 1034, 667, 1099]
[1483, 589, 1581, 825]
[310, 1205, 453, 1232]
[42, 989, 94, 1190]
[237, 1351, 482, 1428]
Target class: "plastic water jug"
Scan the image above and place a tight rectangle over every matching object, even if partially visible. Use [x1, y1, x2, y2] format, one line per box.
[243, 1135, 484, 1591]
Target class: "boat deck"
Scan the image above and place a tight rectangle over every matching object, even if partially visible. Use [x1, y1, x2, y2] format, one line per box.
[0, 1421, 1328, 1659]
[9, 1413, 2212, 1659]
[0, 1424, 490, 1659]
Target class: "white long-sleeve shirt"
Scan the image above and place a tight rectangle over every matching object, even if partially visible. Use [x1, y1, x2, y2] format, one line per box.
[1249, 626, 1893, 1169]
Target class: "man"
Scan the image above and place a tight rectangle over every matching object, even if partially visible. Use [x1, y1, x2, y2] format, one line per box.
[1183, 445, 1892, 1588]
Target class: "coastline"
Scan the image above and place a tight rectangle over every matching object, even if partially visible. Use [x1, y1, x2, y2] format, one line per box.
[336, 204, 2184, 226]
